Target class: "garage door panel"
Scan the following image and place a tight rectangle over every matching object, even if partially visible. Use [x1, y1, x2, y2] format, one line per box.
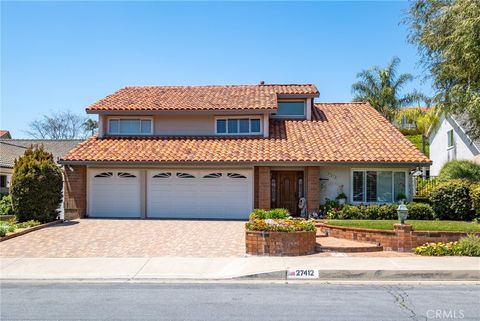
[89, 169, 141, 218]
[147, 169, 253, 219]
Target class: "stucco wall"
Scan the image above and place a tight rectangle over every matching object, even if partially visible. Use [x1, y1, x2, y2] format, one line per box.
[319, 166, 350, 204]
[99, 114, 267, 137]
[430, 114, 479, 176]
[154, 114, 215, 135]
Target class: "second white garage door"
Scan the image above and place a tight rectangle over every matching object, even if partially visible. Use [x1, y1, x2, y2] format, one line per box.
[147, 169, 253, 219]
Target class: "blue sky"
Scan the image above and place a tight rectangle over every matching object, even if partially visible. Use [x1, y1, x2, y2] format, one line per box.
[1, 1, 432, 138]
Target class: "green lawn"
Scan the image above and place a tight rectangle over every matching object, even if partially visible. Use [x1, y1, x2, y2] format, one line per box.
[325, 220, 480, 232]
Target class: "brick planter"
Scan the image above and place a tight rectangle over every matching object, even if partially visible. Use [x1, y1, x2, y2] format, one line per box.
[317, 222, 480, 252]
[245, 230, 316, 256]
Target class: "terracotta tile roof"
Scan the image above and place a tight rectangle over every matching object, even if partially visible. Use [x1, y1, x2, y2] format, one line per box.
[87, 84, 319, 112]
[61, 102, 430, 165]
[0, 130, 11, 139]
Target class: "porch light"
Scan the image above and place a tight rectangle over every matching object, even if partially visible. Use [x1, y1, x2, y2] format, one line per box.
[397, 201, 408, 225]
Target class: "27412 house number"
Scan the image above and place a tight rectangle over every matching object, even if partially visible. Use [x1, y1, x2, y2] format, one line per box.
[287, 269, 319, 279]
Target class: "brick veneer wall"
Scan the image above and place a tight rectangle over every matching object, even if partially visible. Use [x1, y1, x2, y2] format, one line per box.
[63, 165, 86, 220]
[246, 230, 316, 256]
[317, 223, 480, 252]
[257, 166, 271, 210]
[306, 166, 320, 213]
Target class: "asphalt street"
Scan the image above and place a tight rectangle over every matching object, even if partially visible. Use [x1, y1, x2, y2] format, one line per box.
[1, 282, 479, 321]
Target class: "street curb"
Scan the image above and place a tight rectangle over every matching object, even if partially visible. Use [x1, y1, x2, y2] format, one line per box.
[238, 270, 480, 281]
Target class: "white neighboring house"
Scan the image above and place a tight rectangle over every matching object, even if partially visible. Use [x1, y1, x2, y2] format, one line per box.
[429, 114, 480, 176]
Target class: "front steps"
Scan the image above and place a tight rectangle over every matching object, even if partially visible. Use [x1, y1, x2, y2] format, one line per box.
[315, 235, 383, 253]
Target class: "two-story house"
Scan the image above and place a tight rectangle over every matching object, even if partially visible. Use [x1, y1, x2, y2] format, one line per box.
[60, 83, 430, 220]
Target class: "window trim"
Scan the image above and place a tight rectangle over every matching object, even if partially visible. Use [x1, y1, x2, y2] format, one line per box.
[214, 116, 262, 136]
[350, 169, 408, 204]
[271, 100, 306, 119]
[447, 129, 455, 149]
[107, 117, 154, 136]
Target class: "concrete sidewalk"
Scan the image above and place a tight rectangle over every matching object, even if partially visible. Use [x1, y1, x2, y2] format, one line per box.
[1, 256, 479, 281]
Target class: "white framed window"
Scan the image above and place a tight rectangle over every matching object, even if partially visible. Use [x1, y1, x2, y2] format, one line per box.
[351, 169, 407, 203]
[447, 129, 455, 148]
[215, 117, 262, 135]
[108, 118, 153, 135]
[271, 100, 306, 118]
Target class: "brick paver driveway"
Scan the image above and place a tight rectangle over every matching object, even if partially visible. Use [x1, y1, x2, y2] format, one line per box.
[0, 219, 246, 257]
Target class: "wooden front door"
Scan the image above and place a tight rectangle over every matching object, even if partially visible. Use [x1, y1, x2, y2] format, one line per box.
[271, 171, 304, 216]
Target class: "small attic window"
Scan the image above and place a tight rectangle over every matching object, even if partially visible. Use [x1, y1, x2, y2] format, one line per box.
[273, 101, 305, 118]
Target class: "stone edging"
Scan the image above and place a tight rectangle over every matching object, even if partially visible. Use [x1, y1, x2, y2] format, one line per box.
[246, 230, 317, 256]
[0, 220, 62, 242]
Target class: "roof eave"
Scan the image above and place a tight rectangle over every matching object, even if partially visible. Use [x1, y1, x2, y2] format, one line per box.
[58, 160, 432, 168]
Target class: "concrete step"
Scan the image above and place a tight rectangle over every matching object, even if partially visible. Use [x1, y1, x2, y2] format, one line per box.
[315, 237, 383, 253]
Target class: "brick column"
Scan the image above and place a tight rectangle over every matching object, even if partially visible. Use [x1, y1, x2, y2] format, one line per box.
[306, 166, 320, 213]
[257, 166, 271, 210]
[63, 165, 87, 220]
[394, 224, 413, 252]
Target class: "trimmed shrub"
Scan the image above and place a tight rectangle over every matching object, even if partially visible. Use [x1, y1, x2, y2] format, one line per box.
[470, 184, 480, 217]
[10, 146, 63, 223]
[249, 208, 288, 220]
[327, 203, 432, 220]
[429, 180, 475, 221]
[377, 204, 398, 220]
[245, 218, 316, 232]
[437, 160, 480, 183]
[0, 195, 13, 215]
[268, 208, 289, 219]
[406, 202, 435, 220]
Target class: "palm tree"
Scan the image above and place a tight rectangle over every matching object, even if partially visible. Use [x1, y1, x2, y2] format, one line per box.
[352, 57, 424, 122]
[396, 106, 440, 155]
[82, 119, 98, 137]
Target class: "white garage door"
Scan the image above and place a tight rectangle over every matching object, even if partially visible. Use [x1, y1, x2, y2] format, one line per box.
[147, 169, 253, 219]
[88, 169, 141, 218]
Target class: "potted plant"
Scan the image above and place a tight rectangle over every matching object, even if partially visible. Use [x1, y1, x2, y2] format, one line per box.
[336, 192, 348, 205]
[396, 192, 407, 203]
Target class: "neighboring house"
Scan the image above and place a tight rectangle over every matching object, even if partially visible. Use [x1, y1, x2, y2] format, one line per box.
[0, 139, 83, 195]
[429, 113, 480, 176]
[394, 107, 430, 130]
[59, 83, 430, 220]
[0, 130, 12, 139]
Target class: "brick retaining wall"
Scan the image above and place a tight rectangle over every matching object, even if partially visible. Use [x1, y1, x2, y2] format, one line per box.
[317, 223, 480, 252]
[246, 230, 316, 256]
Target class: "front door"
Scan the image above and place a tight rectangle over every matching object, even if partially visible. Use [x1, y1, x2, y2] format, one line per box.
[271, 171, 304, 216]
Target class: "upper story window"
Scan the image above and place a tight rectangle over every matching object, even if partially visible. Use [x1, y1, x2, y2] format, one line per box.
[216, 117, 261, 135]
[108, 118, 152, 135]
[447, 129, 455, 148]
[272, 101, 305, 118]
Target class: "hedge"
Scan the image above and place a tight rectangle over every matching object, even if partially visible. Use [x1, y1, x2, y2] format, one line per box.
[327, 202, 434, 220]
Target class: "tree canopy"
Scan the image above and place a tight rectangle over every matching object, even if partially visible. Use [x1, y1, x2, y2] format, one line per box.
[406, 0, 480, 139]
[351, 57, 424, 122]
[27, 110, 97, 139]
